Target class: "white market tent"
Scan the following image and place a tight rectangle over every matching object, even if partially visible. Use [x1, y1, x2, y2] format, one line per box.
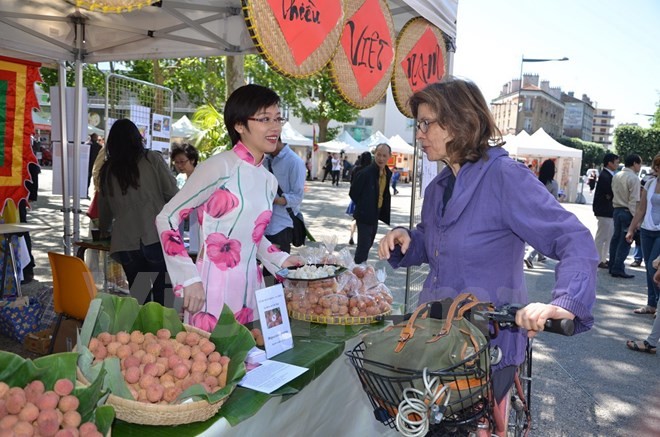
[0, 0, 458, 252]
[318, 130, 367, 154]
[388, 134, 415, 155]
[281, 122, 312, 147]
[171, 115, 200, 139]
[361, 130, 391, 149]
[504, 128, 583, 202]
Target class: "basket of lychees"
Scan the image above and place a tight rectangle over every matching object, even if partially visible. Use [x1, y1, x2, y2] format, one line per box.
[0, 351, 114, 436]
[76, 294, 255, 426]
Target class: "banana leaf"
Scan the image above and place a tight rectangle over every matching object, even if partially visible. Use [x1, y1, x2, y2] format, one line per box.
[0, 351, 114, 435]
[78, 296, 253, 406]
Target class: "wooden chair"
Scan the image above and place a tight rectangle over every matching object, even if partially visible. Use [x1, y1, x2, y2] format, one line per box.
[47, 252, 97, 354]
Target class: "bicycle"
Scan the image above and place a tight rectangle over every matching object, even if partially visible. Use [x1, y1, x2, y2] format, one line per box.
[346, 301, 574, 437]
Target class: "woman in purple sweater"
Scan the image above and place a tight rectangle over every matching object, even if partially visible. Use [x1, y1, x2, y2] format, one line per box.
[378, 78, 598, 432]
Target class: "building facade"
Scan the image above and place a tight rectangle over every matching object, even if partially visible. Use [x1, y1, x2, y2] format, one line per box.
[491, 74, 565, 138]
[592, 108, 615, 149]
[561, 92, 594, 141]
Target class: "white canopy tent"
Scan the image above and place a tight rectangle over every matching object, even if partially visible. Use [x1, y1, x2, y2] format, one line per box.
[281, 122, 312, 147]
[388, 134, 415, 155]
[361, 130, 391, 149]
[0, 0, 458, 253]
[318, 131, 367, 154]
[171, 115, 200, 139]
[504, 128, 583, 203]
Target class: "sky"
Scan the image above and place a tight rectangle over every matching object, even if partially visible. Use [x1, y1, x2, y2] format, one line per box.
[451, 0, 660, 128]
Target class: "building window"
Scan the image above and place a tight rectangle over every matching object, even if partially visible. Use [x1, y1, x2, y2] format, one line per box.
[356, 117, 373, 127]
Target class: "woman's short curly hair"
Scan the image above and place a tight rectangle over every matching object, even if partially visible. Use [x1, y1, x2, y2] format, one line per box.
[408, 77, 503, 165]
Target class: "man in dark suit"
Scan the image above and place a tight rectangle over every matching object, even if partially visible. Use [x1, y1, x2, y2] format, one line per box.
[349, 143, 392, 264]
[592, 153, 620, 269]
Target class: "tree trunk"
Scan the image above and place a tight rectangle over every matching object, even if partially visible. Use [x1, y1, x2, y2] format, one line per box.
[317, 118, 330, 143]
[225, 55, 245, 100]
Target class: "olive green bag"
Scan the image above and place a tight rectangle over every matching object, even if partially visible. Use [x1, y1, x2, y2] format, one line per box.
[361, 293, 491, 417]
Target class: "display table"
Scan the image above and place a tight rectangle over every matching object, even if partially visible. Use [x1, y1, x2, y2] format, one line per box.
[110, 321, 398, 436]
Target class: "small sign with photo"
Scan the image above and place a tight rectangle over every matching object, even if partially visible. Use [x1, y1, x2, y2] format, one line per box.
[255, 284, 293, 358]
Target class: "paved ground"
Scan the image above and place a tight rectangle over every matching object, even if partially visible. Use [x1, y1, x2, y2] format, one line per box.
[6, 170, 660, 436]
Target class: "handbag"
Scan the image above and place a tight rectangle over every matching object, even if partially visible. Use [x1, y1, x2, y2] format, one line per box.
[287, 208, 307, 247]
[361, 293, 491, 416]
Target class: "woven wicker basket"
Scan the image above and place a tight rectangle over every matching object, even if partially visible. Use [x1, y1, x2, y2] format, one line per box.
[77, 325, 232, 426]
[289, 309, 391, 325]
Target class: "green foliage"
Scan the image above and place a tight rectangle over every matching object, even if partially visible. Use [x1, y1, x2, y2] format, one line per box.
[161, 58, 226, 109]
[39, 63, 107, 98]
[191, 103, 230, 157]
[614, 125, 660, 164]
[556, 137, 607, 174]
[246, 55, 359, 142]
[653, 98, 660, 130]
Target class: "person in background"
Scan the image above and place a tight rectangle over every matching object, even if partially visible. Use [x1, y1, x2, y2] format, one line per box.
[321, 154, 332, 182]
[524, 159, 559, 268]
[592, 153, 620, 269]
[347, 151, 373, 245]
[264, 137, 306, 256]
[98, 119, 178, 306]
[350, 143, 392, 264]
[18, 162, 40, 284]
[378, 78, 596, 434]
[609, 154, 642, 279]
[626, 254, 660, 353]
[86, 133, 102, 198]
[171, 143, 199, 189]
[342, 156, 353, 181]
[588, 170, 597, 192]
[331, 153, 342, 186]
[156, 84, 303, 331]
[626, 153, 660, 315]
[391, 168, 401, 195]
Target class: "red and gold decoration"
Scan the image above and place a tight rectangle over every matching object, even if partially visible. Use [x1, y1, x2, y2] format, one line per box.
[329, 0, 395, 109]
[0, 56, 40, 216]
[391, 17, 447, 118]
[74, 0, 160, 13]
[242, 0, 344, 78]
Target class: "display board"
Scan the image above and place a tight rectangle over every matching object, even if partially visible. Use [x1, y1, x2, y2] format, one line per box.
[329, 0, 396, 109]
[391, 17, 447, 118]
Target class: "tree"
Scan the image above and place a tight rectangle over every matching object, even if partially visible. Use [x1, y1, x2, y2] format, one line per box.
[245, 55, 359, 142]
[39, 63, 106, 98]
[556, 137, 607, 174]
[614, 125, 660, 164]
[653, 97, 660, 130]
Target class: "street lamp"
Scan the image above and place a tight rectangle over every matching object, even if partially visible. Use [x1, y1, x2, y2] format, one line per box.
[517, 55, 569, 133]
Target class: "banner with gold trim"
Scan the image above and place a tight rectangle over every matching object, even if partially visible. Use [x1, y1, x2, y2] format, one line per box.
[0, 56, 41, 215]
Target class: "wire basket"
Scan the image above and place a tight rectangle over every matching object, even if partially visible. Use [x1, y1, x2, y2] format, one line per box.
[345, 340, 491, 430]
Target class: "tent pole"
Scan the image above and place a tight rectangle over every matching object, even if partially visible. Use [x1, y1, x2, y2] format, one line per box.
[57, 62, 71, 255]
[72, 21, 84, 243]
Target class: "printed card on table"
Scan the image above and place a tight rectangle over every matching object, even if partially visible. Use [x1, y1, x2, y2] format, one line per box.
[255, 284, 293, 358]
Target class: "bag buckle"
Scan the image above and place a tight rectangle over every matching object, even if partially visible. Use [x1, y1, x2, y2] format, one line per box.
[395, 326, 416, 352]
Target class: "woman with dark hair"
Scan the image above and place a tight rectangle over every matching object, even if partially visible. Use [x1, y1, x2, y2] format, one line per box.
[525, 159, 559, 267]
[378, 77, 597, 433]
[171, 143, 199, 188]
[98, 119, 178, 305]
[156, 84, 302, 331]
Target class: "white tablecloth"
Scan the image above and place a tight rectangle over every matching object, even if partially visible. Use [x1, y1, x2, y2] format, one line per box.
[203, 337, 399, 436]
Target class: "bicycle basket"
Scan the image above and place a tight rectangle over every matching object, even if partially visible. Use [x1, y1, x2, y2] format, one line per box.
[345, 340, 491, 429]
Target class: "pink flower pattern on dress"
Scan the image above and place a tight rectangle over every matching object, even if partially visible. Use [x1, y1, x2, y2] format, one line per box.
[173, 284, 184, 298]
[256, 265, 263, 283]
[205, 187, 239, 218]
[178, 208, 192, 222]
[161, 230, 187, 256]
[252, 210, 272, 244]
[234, 306, 254, 325]
[190, 312, 218, 333]
[267, 244, 281, 253]
[206, 232, 241, 270]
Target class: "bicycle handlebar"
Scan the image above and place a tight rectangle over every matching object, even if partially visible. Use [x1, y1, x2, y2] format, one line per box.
[484, 304, 575, 336]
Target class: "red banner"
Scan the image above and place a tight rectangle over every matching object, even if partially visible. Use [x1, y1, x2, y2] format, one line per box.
[0, 56, 40, 216]
[266, 0, 343, 66]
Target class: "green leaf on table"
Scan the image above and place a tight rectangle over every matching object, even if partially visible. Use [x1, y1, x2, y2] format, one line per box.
[93, 405, 116, 435]
[80, 298, 102, 347]
[74, 367, 109, 423]
[98, 357, 133, 400]
[131, 302, 184, 335]
[209, 304, 255, 384]
[96, 293, 141, 333]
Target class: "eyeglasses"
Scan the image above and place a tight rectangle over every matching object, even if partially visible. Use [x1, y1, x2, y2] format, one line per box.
[247, 117, 288, 126]
[416, 119, 439, 133]
[173, 159, 189, 165]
